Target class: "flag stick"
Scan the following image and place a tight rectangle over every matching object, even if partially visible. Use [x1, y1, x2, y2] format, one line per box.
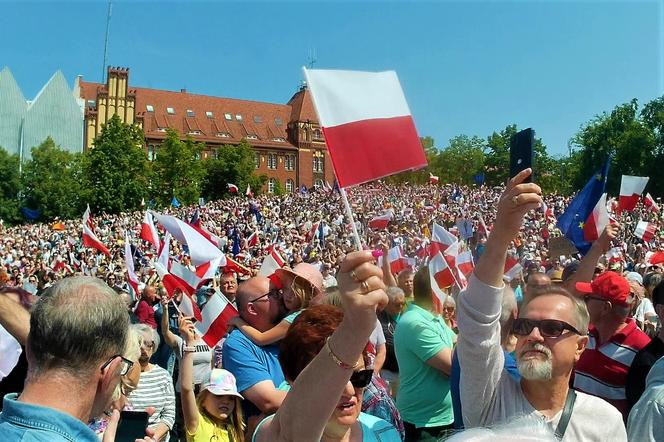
[340, 187, 363, 251]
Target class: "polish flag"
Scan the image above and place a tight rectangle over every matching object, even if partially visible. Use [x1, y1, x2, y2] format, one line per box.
[643, 193, 660, 213]
[503, 257, 522, 282]
[170, 260, 203, 295]
[152, 213, 226, 269]
[304, 68, 427, 187]
[542, 201, 556, 222]
[368, 211, 393, 230]
[430, 223, 458, 256]
[582, 193, 609, 242]
[379, 246, 415, 275]
[223, 255, 251, 276]
[157, 232, 171, 270]
[81, 207, 110, 256]
[259, 249, 287, 278]
[187, 211, 221, 248]
[196, 292, 239, 347]
[307, 221, 321, 241]
[247, 231, 259, 248]
[429, 173, 439, 184]
[648, 251, 664, 265]
[140, 212, 160, 250]
[618, 175, 649, 213]
[429, 252, 457, 292]
[124, 234, 140, 296]
[155, 262, 195, 300]
[178, 290, 203, 323]
[607, 247, 623, 263]
[456, 251, 475, 277]
[246, 184, 253, 198]
[227, 183, 239, 193]
[635, 220, 657, 243]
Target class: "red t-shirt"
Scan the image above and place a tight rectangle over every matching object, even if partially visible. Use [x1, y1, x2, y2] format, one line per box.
[573, 318, 650, 419]
[135, 300, 157, 329]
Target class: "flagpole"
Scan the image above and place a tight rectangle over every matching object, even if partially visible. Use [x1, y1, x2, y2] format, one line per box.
[340, 187, 363, 251]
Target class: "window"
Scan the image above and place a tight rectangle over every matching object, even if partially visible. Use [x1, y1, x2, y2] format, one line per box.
[254, 153, 260, 169]
[87, 100, 96, 108]
[285, 155, 295, 171]
[313, 155, 324, 173]
[206, 111, 214, 118]
[156, 127, 167, 133]
[315, 179, 324, 188]
[147, 145, 157, 161]
[186, 109, 195, 117]
[268, 178, 276, 194]
[236, 114, 243, 121]
[285, 179, 294, 192]
[167, 107, 175, 115]
[146, 105, 154, 112]
[246, 134, 258, 140]
[313, 129, 323, 140]
[275, 117, 283, 126]
[272, 137, 286, 143]
[195, 152, 201, 160]
[267, 153, 277, 170]
[215, 132, 230, 138]
[224, 113, 232, 120]
[187, 130, 201, 135]
[253, 116, 263, 123]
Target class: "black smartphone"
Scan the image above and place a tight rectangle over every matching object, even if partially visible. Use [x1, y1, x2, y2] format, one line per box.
[510, 128, 535, 182]
[115, 410, 149, 442]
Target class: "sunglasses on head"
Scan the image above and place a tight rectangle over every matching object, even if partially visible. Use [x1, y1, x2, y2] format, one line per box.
[349, 369, 373, 388]
[512, 318, 582, 338]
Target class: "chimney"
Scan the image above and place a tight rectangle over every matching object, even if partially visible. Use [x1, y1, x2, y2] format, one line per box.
[180, 88, 187, 93]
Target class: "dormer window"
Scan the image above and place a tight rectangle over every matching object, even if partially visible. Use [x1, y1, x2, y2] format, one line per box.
[146, 105, 154, 112]
[167, 107, 175, 115]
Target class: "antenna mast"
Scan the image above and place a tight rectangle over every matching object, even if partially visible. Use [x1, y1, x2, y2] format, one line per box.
[102, 0, 113, 83]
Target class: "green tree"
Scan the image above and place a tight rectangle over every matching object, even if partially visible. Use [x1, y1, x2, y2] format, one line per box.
[22, 137, 85, 220]
[436, 135, 486, 185]
[0, 147, 21, 224]
[152, 129, 205, 206]
[84, 115, 149, 213]
[201, 139, 266, 199]
[272, 179, 285, 196]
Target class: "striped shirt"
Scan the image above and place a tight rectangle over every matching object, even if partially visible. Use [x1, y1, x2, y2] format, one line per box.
[127, 365, 176, 442]
[573, 318, 650, 419]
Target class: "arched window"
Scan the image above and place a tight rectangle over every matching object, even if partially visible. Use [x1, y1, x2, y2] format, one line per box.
[268, 153, 278, 170]
[313, 155, 324, 173]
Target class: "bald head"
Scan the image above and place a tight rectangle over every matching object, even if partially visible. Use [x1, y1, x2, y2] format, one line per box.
[236, 276, 271, 312]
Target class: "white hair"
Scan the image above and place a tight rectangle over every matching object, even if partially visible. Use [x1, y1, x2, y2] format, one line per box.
[446, 415, 557, 442]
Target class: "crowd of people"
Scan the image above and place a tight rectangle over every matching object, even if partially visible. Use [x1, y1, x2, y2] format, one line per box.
[0, 173, 663, 441]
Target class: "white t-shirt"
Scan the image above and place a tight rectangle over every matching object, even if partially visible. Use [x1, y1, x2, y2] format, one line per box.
[173, 335, 212, 392]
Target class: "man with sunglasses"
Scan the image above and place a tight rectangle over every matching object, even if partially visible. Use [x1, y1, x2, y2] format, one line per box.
[574, 271, 650, 420]
[457, 169, 626, 441]
[222, 276, 287, 423]
[0, 276, 147, 441]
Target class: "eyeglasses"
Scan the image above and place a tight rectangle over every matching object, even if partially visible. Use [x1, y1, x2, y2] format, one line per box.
[512, 318, 582, 338]
[101, 355, 134, 376]
[250, 288, 281, 304]
[349, 369, 373, 388]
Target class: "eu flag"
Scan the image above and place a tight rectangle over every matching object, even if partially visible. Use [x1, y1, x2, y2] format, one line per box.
[556, 160, 610, 255]
[171, 196, 181, 208]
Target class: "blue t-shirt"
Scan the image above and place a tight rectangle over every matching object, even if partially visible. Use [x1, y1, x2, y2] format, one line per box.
[221, 328, 285, 418]
[252, 412, 401, 441]
[450, 348, 521, 429]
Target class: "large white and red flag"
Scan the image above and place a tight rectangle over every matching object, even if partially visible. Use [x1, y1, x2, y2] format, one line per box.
[155, 262, 196, 301]
[648, 251, 664, 266]
[81, 206, 110, 256]
[140, 212, 161, 250]
[170, 260, 203, 295]
[304, 68, 427, 187]
[618, 175, 649, 213]
[635, 220, 657, 243]
[503, 256, 523, 282]
[258, 248, 286, 278]
[195, 292, 239, 347]
[227, 183, 239, 193]
[368, 211, 393, 230]
[582, 193, 609, 242]
[223, 255, 251, 276]
[428, 251, 457, 309]
[430, 223, 458, 255]
[429, 173, 439, 185]
[157, 232, 171, 270]
[379, 246, 415, 276]
[643, 193, 660, 213]
[124, 234, 140, 296]
[456, 250, 475, 277]
[152, 212, 226, 271]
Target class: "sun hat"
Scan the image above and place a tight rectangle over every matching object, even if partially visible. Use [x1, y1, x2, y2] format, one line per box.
[275, 263, 324, 294]
[202, 369, 243, 399]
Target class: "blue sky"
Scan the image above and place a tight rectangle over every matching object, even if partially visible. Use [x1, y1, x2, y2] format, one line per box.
[2, 0, 660, 155]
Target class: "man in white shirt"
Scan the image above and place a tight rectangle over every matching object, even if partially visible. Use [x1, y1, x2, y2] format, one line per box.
[456, 169, 626, 441]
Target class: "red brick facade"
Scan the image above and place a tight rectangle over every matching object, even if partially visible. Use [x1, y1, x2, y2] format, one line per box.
[79, 67, 335, 192]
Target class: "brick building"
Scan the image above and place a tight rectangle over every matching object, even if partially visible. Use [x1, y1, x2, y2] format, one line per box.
[78, 67, 335, 192]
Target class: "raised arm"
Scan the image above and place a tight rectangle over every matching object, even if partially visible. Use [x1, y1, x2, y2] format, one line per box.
[456, 169, 542, 427]
[160, 299, 179, 349]
[563, 223, 619, 293]
[178, 315, 201, 435]
[255, 250, 388, 442]
[227, 316, 290, 346]
[0, 289, 31, 346]
[380, 243, 398, 288]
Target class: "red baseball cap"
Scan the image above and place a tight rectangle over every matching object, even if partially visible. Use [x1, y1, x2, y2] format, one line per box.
[575, 271, 631, 306]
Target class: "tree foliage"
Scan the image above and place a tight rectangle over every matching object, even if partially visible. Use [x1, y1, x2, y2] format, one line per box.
[21, 137, 85, 220]
[84, 115, 149, 213]
[151, 129, 205, 207]
[436, 135, 486, 186]
[0, 147, 21, 224]
[201, 139, 266, 200]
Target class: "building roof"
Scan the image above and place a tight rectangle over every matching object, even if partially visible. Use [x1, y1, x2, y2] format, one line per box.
[79, 80, 317, 150]
[287, 86, 318, 122]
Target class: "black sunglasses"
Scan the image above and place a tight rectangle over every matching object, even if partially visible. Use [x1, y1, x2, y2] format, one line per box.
[349, 369, 373, 389]
[512, 318, 583, 338]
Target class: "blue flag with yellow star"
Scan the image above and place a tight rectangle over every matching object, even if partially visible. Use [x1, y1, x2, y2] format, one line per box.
[556, 159, 610, 255]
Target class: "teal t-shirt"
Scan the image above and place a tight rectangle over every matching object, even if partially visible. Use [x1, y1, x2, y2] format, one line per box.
[283, 310, 302, 324]
[394, 303, 455, 428]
